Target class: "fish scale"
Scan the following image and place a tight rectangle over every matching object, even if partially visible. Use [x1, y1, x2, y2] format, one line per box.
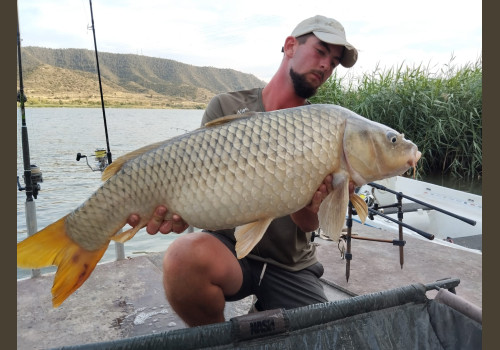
[68, 106, 333, 249]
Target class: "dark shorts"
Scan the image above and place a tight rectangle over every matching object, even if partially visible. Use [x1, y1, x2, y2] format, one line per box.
[204, 231, 328, 311]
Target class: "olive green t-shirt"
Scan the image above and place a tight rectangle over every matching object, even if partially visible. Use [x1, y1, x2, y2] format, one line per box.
[201, 88, 318, 271]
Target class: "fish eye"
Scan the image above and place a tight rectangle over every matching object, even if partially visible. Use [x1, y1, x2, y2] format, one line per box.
[386, 131, 398, 144]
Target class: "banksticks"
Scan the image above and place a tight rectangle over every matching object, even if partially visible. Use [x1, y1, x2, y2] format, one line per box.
[345, 202, 353, 282]
[344, 199, 406, 282]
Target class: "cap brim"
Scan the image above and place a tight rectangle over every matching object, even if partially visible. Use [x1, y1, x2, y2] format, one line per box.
[313, 31, 358, 68]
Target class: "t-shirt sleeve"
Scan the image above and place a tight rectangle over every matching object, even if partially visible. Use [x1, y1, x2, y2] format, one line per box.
[201, 88, 264, 127]
[201, 95, 224, 126]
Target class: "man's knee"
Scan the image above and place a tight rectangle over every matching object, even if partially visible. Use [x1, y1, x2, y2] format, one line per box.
[162, 232, 243, 296]
[163, 233, 210, 275]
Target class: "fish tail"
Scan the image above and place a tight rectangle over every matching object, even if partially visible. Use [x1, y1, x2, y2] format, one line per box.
[17, 216, 109, 307]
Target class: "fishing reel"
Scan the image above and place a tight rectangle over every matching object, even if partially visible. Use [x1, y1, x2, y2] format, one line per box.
[356, 188, 376, 208]
[351, 187, 377, 219]
[17, 164, 43, 199]
[76, 148, 109, 172]
[17, 91, 27, 103]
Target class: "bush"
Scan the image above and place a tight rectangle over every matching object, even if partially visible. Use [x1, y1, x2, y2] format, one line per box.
[310, 57, 482, 180]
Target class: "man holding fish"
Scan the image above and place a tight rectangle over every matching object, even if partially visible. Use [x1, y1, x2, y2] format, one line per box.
[129, 15, 359, 326]
[18, 14, 419, 322]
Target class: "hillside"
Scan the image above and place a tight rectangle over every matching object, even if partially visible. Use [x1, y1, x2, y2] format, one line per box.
[17, 47, 267, 109]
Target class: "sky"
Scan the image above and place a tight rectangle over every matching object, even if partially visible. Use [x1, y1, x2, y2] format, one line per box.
[17, 0, 482, 82]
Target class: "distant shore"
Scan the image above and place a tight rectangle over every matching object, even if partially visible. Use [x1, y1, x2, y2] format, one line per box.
[18, 100, 207, 110]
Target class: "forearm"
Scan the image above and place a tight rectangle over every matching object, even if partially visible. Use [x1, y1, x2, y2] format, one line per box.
[290, 207, 320, 233]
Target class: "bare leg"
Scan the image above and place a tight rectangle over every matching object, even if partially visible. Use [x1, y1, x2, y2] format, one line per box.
[163, 232, 243, 327]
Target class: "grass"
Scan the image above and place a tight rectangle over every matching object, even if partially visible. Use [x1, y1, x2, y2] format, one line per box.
[310, 57, 482, 181]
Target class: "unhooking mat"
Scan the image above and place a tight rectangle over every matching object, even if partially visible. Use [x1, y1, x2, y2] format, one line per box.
[55, 282, 482, 350]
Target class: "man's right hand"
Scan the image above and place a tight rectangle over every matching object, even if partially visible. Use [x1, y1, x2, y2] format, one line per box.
[127, 206, 189, 235]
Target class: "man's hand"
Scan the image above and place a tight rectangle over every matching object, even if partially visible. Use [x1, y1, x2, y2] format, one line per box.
[127, 206, 189, 235]
[290, 175, 355, 232]
[304, 175, 334, 214]
[306, 176, 356, 213]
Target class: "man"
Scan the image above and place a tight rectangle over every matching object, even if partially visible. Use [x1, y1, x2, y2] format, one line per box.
[128, 15, 357, 327]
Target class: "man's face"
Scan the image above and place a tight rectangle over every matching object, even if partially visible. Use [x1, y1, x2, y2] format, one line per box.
[289, 35, 344, 98]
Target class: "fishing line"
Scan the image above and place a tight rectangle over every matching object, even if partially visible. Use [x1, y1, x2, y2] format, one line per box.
[81, 0, 91, 27]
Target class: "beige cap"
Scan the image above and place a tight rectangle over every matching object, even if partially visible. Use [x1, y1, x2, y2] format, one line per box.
[291, 15, 358, 68]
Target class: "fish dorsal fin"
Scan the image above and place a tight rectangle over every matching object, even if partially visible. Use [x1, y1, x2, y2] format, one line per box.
[318, 175, 349, 242]
[350, 193, 368, 224]
[101, 140, 166, 181]
[203, 112, 257, 128]
[234, 217, 274, 259]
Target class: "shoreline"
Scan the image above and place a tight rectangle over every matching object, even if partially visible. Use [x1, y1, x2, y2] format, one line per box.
[18, 102, 207, 110]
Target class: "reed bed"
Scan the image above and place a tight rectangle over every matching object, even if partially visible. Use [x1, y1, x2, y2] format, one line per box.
[311, 57, 482, 181]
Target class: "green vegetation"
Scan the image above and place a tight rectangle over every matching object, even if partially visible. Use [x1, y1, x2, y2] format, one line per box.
[310, 58, 482, 181]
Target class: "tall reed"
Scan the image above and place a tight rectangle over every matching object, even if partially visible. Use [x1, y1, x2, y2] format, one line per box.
[311, 57, 482, 180]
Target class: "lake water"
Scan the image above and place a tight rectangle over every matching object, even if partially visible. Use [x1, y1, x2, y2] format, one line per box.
[17, 107, 482, 279]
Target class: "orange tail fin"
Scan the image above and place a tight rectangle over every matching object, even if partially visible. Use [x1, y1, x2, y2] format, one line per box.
[17, 216, 109, 307]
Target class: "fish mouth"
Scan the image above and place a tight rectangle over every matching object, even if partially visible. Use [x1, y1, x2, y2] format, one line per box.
[407, 150, 422, 178]
[411, 150, 422, 166]
[346, 148, 422, 186]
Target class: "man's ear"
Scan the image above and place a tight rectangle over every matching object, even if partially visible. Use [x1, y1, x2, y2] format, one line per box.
[283, 36, 298, 57]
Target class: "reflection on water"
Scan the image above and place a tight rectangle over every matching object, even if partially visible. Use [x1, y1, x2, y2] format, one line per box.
[419, 174, 482, 196]
[17, 108, 203, 279]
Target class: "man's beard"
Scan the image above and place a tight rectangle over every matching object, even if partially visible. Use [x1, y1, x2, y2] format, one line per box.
[289, 68, 318, 99]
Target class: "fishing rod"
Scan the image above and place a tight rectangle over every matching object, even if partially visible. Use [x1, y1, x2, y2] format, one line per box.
[89, 0, 112, 166]
[86, 0, 125, 261]
[367, 206, 434, 241]
[76, 1, 113, 172]
[17, 7, 41, 277]
[17, 12, 34, 202]
[367, 182, 477, 226]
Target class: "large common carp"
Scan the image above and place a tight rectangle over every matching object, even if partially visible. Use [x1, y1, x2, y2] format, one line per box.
[17, 104, 420, 307]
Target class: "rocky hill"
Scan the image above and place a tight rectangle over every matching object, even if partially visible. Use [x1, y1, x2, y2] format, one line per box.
[17, 47, 266, 109]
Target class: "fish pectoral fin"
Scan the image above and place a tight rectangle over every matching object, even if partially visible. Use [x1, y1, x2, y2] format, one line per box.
[234, 218, 273, 259]
[203, 112, 257, 128]
[110, 225, 143, 243]
[101, 140, 167, 181]
[17, 216, 109, 307]
[350, 193, 368, 224]
[318, 180, 349, 242]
